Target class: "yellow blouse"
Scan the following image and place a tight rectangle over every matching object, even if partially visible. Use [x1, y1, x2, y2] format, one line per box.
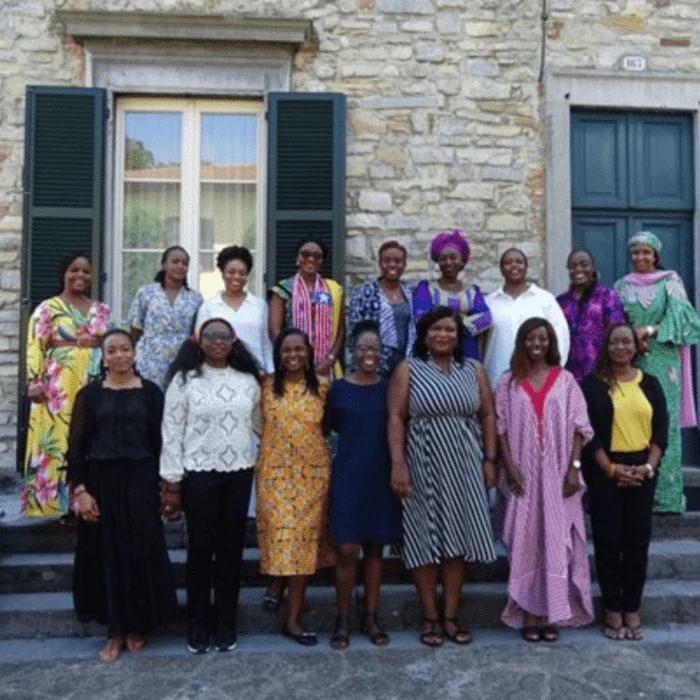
[609, 370, 653, 453]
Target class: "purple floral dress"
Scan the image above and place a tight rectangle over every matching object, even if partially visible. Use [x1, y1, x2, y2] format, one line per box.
[557, 283, 626, 382]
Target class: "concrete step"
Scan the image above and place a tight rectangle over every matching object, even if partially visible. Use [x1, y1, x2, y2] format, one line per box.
[3, 540, 700, 595]
[3, 579, 700, 640]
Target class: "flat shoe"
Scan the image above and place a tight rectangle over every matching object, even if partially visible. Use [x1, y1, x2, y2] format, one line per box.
[419, 618, 443, 648]
[603, 620, 624, 641]
[521, 625, 541, 643]
[540, 625, 559, 642]
[282, 627, 317, 647]
[442, 617, 472, 645]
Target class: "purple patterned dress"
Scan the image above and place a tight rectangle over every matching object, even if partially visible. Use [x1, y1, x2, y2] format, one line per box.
[557, 283, 626, 382]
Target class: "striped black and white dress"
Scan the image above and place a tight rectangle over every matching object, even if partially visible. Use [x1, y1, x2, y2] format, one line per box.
[403, 357, 496, 569]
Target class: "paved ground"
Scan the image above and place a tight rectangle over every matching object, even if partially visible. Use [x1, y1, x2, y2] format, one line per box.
[2, 627, 700, 699]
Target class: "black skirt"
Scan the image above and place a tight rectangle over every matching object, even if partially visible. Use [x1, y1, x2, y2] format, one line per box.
[73, 458, 177, 636]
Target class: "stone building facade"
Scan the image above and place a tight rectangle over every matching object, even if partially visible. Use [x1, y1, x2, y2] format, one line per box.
[1, 0, 699, 469]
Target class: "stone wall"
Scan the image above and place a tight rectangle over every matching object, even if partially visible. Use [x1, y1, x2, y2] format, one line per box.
[1, 0, 699, 468]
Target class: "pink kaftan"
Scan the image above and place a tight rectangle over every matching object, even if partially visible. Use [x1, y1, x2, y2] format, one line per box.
[495, 368, 594, 629]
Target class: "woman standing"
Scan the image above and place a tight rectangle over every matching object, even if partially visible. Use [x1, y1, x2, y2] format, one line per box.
[581, 323, 669, 640]
[128, 246, 202, 390]
[256, 329, 333, 646]
[348, 241, 416, 377]
[323, 321, 402, 650]
[484, 248, 570, 388]
[412, 230, 492, 360]
[496, 318, 594, 642]
[160, 318, 261, 654]
[388, 307, 497, 647]
[22, 253, 110, 518]
[268, 239, 345, 379]
[614, 231, 700, 514]
[557, 250, 626, 382]
[68, 329, 176, 663]
[196, 245, 273, 373]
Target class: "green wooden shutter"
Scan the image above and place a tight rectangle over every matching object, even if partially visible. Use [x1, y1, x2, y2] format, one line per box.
[266, 93, 346, 285]
[18, 86, 106, 469]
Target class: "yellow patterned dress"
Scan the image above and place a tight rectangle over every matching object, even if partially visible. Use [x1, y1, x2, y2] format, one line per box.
[256, 377, 334, 576]
[21, 296, 110, 517]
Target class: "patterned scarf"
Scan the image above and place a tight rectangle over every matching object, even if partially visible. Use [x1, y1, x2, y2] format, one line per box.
[291, 273, 333, 366]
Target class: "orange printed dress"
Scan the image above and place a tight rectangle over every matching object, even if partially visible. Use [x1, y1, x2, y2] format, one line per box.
[256, 376, 333, 576]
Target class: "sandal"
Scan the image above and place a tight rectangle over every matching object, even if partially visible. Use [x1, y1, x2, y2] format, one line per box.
[603, 620, 624, 641]
[521, 626, 541, 643]
[442, 616, 472, 645]
[540, 625, 559, 642]
[330, 616, 350, 650]
[419, 618, 443, 647]
[361, 612, 389, 647]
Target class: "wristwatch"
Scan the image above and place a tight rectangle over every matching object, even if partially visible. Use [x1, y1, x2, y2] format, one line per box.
[571, 459, 582, 470]
[644, 463, 655, 479]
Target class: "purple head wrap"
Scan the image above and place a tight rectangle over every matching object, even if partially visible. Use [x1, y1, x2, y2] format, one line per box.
[430, 230, 470, 264]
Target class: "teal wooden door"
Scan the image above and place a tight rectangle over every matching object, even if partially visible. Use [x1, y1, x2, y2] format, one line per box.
[571, 110, 697, 462]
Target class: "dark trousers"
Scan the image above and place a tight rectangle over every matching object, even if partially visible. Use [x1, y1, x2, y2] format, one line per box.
[183, 469, 253, 635]
[585, 451, 656, 613]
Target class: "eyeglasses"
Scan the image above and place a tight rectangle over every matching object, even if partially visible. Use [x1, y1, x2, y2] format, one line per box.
[299, 251, 323, 260]
[200, 330, 235, 342]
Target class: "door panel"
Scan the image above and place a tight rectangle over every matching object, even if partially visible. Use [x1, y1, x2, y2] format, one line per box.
[571, 113, 627, 209]
[630, 114, 694, 211]
[571, 215, 628, 287]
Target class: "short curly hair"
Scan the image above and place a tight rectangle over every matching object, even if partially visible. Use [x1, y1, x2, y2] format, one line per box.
[217, 245, 253, 273]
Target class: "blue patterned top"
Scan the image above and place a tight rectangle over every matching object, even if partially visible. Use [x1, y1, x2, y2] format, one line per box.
[128, 283, 202, 389]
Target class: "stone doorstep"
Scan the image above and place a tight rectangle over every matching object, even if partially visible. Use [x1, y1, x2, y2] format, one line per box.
[3, 580, 700, 640]
[2, 540, 700, 595]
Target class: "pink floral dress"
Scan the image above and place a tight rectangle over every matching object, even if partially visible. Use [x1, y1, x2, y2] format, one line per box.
[21, 296, 109, 517]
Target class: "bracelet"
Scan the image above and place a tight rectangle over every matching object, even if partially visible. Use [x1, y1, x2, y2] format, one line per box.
[646, 325, 656, 338]
[644, 463, 655, 479]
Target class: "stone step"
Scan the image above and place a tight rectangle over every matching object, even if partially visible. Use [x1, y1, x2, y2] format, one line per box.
[3, 509, 700, 557]
[3, 539, 700, 595]
[3, 579, 700, 640]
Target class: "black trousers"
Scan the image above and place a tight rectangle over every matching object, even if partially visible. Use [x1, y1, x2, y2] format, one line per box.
[584, 451, 656, 613]
[183, 469, 253, 635]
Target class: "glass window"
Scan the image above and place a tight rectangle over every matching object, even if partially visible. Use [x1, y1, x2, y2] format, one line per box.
[114, 99, 263, 320]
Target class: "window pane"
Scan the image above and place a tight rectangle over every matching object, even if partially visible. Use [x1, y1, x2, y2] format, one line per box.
[125, 112, 182, 174]
[121, 251, 163, 319]
[123, 182, 181, 249]
[198, 113, 258, 296]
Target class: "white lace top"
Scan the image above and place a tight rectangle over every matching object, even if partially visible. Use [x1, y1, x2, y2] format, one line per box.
[160, 365, 261, 482]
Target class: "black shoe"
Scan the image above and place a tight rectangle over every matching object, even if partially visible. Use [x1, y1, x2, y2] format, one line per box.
[215, 629, 238, 652]
[282, 626, 318, 647]
[187, 626, 210, 655]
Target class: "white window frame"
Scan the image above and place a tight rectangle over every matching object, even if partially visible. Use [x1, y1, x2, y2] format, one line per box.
[112, 96, 267, 321]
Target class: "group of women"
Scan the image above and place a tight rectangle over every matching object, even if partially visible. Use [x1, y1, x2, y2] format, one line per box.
[19, 228, 700, 661]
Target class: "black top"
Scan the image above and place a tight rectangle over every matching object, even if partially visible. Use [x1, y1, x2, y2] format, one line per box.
[580, 372, 669, 461]
[67, 379, 164, 486]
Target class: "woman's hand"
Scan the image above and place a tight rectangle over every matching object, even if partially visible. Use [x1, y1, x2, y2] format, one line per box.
[613, 465, 644, 488]
[563, 466, 581, 498]
[634, 327, 649, 353]
[391, 461, 412, 501]
[506, 466, 525, 496]
[482, 458, 497, 488]
[75, 491, 100, 523]
[160, 484, 182, 520]
[76, 334, 101, 349]
[27, 385, 47, 404]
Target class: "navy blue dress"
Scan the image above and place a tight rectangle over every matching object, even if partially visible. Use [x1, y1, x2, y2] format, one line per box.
[323, 379, 403, 544]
